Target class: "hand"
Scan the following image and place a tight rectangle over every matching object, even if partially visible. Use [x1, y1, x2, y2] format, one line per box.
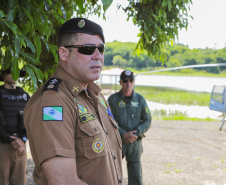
[10, 136, 26, 156]
[122, 130, 138, 144]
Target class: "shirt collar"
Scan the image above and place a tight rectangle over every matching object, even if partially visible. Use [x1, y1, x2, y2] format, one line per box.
[54, 65, 101, 98]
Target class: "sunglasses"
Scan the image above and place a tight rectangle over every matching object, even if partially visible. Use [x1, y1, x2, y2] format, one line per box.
[122, 78, 134, 83]
[64, 44, 105, 55]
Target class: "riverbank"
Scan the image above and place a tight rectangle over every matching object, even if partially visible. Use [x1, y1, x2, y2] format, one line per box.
[26, 120, 226, 185]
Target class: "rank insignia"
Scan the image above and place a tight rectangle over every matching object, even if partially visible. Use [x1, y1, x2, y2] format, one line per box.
[43, 106, 63, 121]
[47, 85, 54, 89]
[80, 113, 96, 123]
[78, 104, 88, 114]
[92, 138, 104, 153]
[131, 101, 139, 107]
[145, 107, 150, 113]
[43, 78, 62, 93]
[118, 100, 126, 108]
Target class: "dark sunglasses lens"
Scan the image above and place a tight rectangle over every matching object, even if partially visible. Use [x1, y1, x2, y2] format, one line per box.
[123, 79, 133, 83]
[78, 46, 95, 55]
[97, 45, 105, 55]
[77, 45, 105, 55]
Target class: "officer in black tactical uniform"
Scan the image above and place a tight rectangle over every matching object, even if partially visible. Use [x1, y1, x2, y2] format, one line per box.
[0, 67, 30, 185]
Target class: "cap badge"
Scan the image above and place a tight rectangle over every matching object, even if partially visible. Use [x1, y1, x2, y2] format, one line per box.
[78, 20, 85, 28]
[125, 70, 131, 76]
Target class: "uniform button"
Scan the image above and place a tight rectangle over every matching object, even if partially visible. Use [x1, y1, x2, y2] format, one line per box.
[94, 128, 97, 131]
[106, 131, 109, 135]
[119, 179, 122, 183]
[114, 156, 116, 159]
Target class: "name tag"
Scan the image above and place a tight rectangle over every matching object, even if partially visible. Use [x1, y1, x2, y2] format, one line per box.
[80, 113, 96, 123]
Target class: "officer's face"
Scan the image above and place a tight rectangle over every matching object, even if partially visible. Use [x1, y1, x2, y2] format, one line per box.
[120, 78, 134, 92]
[63, 33, 104, 87]
[4, 73, 17, 85]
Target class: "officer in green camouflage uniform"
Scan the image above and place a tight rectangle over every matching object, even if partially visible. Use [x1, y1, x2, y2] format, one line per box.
[108, 70, 151, 185]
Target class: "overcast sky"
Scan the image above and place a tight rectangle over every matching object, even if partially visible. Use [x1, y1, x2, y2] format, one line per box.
[89, 0, 226, 49]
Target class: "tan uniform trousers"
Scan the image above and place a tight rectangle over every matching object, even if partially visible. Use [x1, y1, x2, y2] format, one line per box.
[0, 141, 27, 185]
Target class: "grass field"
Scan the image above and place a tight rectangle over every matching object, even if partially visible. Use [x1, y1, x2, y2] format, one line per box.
[101, 84, 219, 121]
[103, 84, 211, 107]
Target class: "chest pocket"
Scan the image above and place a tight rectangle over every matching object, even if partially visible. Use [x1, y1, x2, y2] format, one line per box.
[78, 120, 107, 159]
[129, 105, 141, 120]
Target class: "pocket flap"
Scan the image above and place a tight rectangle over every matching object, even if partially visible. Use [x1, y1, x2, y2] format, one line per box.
[80, 121, 102, 136]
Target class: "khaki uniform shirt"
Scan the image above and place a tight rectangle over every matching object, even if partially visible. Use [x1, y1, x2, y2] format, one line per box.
[24, 65, 123, 185]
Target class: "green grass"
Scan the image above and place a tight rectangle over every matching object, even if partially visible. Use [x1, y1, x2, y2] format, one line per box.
[135, 86, 211, 106]
[101, 84, 219, 121]
[103, 84, 211, 106]
[151, 109, 217, 121]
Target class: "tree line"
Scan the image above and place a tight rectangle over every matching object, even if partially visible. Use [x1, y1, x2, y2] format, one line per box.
[104, 41, 226, 74]
[0, 0, 192, 89]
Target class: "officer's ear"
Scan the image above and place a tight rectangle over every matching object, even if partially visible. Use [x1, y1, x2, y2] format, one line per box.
[59, 46, 70, 62]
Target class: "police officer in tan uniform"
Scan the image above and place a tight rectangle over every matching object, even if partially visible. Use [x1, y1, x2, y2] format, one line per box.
[24, 18, 124, 185]
[0, 67, 29, 185]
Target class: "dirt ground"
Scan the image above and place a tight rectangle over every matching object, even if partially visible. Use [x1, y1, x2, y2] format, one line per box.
[26, 120, 226, 185]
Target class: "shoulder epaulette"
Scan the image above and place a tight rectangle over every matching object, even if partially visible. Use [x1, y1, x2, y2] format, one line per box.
[42, 78, 62, 93]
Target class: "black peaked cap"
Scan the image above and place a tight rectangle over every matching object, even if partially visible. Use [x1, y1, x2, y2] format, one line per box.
[120, 70, 134, 80]
[58, 18, 105, 43]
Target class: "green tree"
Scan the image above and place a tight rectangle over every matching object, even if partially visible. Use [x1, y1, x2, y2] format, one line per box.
[112, 55, 127, 67]
[0, 0, 192, 90]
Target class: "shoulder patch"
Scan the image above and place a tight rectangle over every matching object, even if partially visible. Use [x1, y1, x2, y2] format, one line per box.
[42, 78, 62, 93]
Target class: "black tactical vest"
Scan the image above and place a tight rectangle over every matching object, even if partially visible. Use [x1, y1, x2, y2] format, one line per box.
[0, 85, 29, 135]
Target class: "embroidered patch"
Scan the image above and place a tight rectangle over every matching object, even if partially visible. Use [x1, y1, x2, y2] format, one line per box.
[125, 70, 132, 76]
[43, 106, 63, 121]
[80, 113, 96, 123]
[131, 101, 139, 107]
[78, 104, 88, 114]
[92, 138, 104, 153]
[118, 100, 126, 108]
[99, 97, 107, 109]
[145, 107, 150, 113]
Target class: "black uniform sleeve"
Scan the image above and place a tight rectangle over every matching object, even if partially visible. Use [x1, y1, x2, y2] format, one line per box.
[0, 125, 14, 143]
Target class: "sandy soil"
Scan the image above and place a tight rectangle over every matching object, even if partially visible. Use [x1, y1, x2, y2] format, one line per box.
[26, 120, 226, 185]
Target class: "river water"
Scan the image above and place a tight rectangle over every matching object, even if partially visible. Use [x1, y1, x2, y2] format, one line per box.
[98, 74, 226, 119]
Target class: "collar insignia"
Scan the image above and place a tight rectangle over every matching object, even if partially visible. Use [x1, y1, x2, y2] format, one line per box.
[72, 87, 79, 92]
